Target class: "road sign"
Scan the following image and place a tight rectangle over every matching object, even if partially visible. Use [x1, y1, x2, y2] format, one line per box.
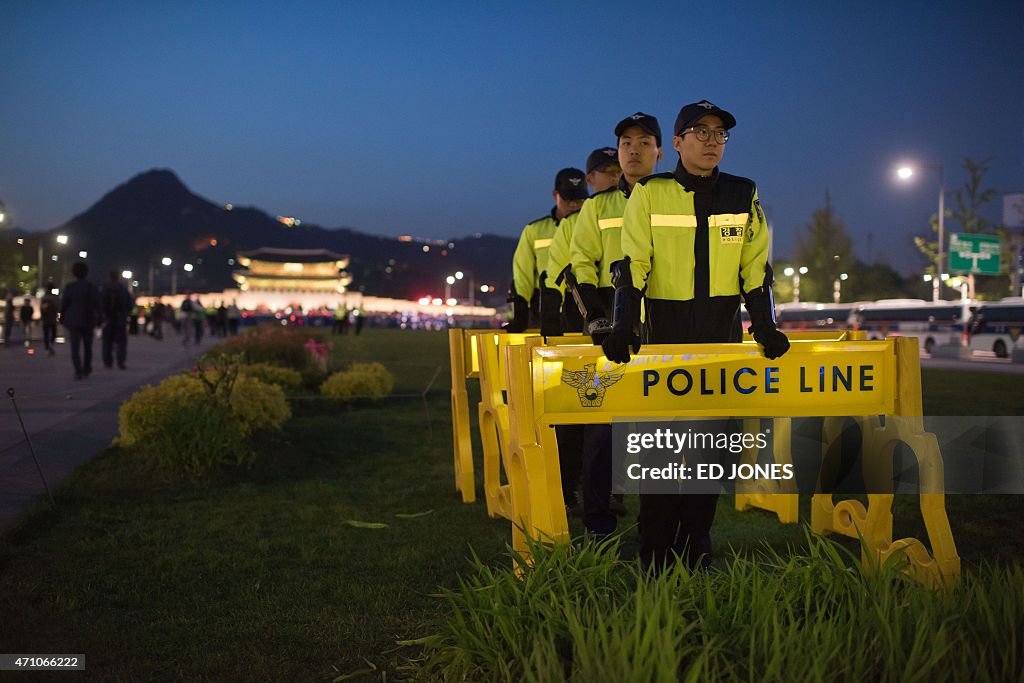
[948, 232, 1001, 275]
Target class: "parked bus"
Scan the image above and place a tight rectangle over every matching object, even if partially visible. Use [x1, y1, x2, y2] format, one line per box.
[776, 302, 854, 331]
[850, 299, 970, 354]
[967, 298, 1024, 358]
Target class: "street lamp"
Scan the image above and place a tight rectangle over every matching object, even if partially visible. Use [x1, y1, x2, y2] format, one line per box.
[148, 257, 175, 296]
[783, 266, 808, 303]
[38, 234, 70, 292]
[896, 162, 945, 302]
[833, 272, 848, 303]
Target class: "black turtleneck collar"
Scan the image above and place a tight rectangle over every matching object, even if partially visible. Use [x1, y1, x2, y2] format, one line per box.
[673, 161, 719, 193]
[617, 175, 634, 199]
[549, 205, 560, 223]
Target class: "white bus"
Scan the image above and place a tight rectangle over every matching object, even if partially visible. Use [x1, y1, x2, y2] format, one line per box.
[967, 298, 1024, 358]
[850, 299, 970, 354]
[776, 302, 854, 332]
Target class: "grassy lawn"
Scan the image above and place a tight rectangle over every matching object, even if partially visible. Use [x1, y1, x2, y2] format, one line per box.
[0, 330, 1021, 680]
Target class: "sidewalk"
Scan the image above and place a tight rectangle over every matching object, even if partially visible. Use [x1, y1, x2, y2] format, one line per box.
[0, 329, 216, 528]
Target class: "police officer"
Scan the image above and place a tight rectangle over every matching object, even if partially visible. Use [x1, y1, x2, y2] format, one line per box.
[536, 151, 619, 516]
[584, 147, 622, 195]
[542, 148, 624, 338]
[505, 168, 588, 332]
[568, 113, 663, 536]
[602, 100, 790, 570]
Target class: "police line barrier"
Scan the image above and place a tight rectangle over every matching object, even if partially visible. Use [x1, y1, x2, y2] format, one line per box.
[449, 329, 864, 512]
[501, 336, 959, 588]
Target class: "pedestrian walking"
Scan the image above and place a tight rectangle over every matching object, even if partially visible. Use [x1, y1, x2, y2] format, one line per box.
[61, 261, 100, 379]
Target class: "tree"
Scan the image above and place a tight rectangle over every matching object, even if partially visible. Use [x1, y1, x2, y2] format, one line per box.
[794, 189, 853, 302]
[843, 261, 911, 302]
[0, 248, 37, 296]
[913, 157, 1004, 298]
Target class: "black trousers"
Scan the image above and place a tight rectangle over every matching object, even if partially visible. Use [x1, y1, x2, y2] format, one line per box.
[68, 327, 93, 375]
[102, 323, 128, 367]
[637, 417, 736, 571]
[42, 323, 57, 350]
[581, 424, 615, 535]
[638, 492, 719, 571]
[555, 425, 584, 507]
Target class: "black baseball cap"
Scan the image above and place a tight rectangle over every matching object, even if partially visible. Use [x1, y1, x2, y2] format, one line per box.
[553, 167, 588, 200]
[586, 147, 619, 174]
[674, 100, 737, 136]
[614, 112, 662, 147]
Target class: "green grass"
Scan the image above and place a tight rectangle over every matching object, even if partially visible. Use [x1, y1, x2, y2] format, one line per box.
[420, 534, 1023, 682]
[922, 368, 1024, 415]
[0, 329, 1021, 681]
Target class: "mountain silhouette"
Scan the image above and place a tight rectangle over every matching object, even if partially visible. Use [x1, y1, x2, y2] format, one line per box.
[38, 169, 515, 301]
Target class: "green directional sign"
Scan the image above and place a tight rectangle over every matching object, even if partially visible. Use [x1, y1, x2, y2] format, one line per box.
[948, 232, 1001, 275]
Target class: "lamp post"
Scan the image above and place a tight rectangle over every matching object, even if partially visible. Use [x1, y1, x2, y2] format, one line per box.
[445, 275, 455, 302]
[444, 271, 474, 306]
[897, 162, 945, 302]
[783, 266, 808, 303]
[833, 272, 848, 303]
[37, 234, 69, 292]
[181, 263, 193, 296]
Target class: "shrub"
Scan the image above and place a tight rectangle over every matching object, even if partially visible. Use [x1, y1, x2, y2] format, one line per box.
[209, 325, 314, 369]
[118, 377, 248, 478]
[240, 362, 303, 390]
[320, 362, 395, 403]
[229, 375, 291, 434]
[118, 360, 291, 478]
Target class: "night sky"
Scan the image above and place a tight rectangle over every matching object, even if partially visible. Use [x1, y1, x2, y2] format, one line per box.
[2, 1, 1022, 273]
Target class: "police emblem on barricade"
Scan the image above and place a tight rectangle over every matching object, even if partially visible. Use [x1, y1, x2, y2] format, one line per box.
[560, 362, 625, 407]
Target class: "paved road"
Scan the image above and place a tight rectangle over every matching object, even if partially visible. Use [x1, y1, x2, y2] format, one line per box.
[0, 328, 218, 528]
[921, 355, 1024, 375]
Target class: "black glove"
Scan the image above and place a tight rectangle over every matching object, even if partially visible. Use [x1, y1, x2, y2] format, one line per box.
[539, 286, 563, 338]
[744, 284, 790, 360]
[601, 285, 642, 363]
[503, 294, 529, 333]
[752, 326, 790, 360]
[577, 283, 611, 345]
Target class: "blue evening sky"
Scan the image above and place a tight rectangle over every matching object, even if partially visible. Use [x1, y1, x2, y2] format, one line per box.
[1, 1, 1022, 273]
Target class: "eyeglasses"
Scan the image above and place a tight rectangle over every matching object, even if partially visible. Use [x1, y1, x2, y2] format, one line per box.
[682, 126, 729, 144]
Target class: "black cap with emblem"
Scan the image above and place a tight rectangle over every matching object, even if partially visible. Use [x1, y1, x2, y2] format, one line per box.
[586, 147, 619, 174]
[553, 167, 589, 200]
[674, 100, 737, 136]
[614, 112, 662, 147]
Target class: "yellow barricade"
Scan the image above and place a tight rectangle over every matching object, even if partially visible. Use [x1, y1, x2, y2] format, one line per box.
[448, 329, 479, 503]
[448, 329, 589, 516]
[503, 336, 960, 587]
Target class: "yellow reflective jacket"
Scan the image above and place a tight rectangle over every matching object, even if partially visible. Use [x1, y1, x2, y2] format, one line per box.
[623, 166, 769, 300]
[544, 210, 581, 295]
[511, 210, 559, 302]
[570, 179, 630, 289]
